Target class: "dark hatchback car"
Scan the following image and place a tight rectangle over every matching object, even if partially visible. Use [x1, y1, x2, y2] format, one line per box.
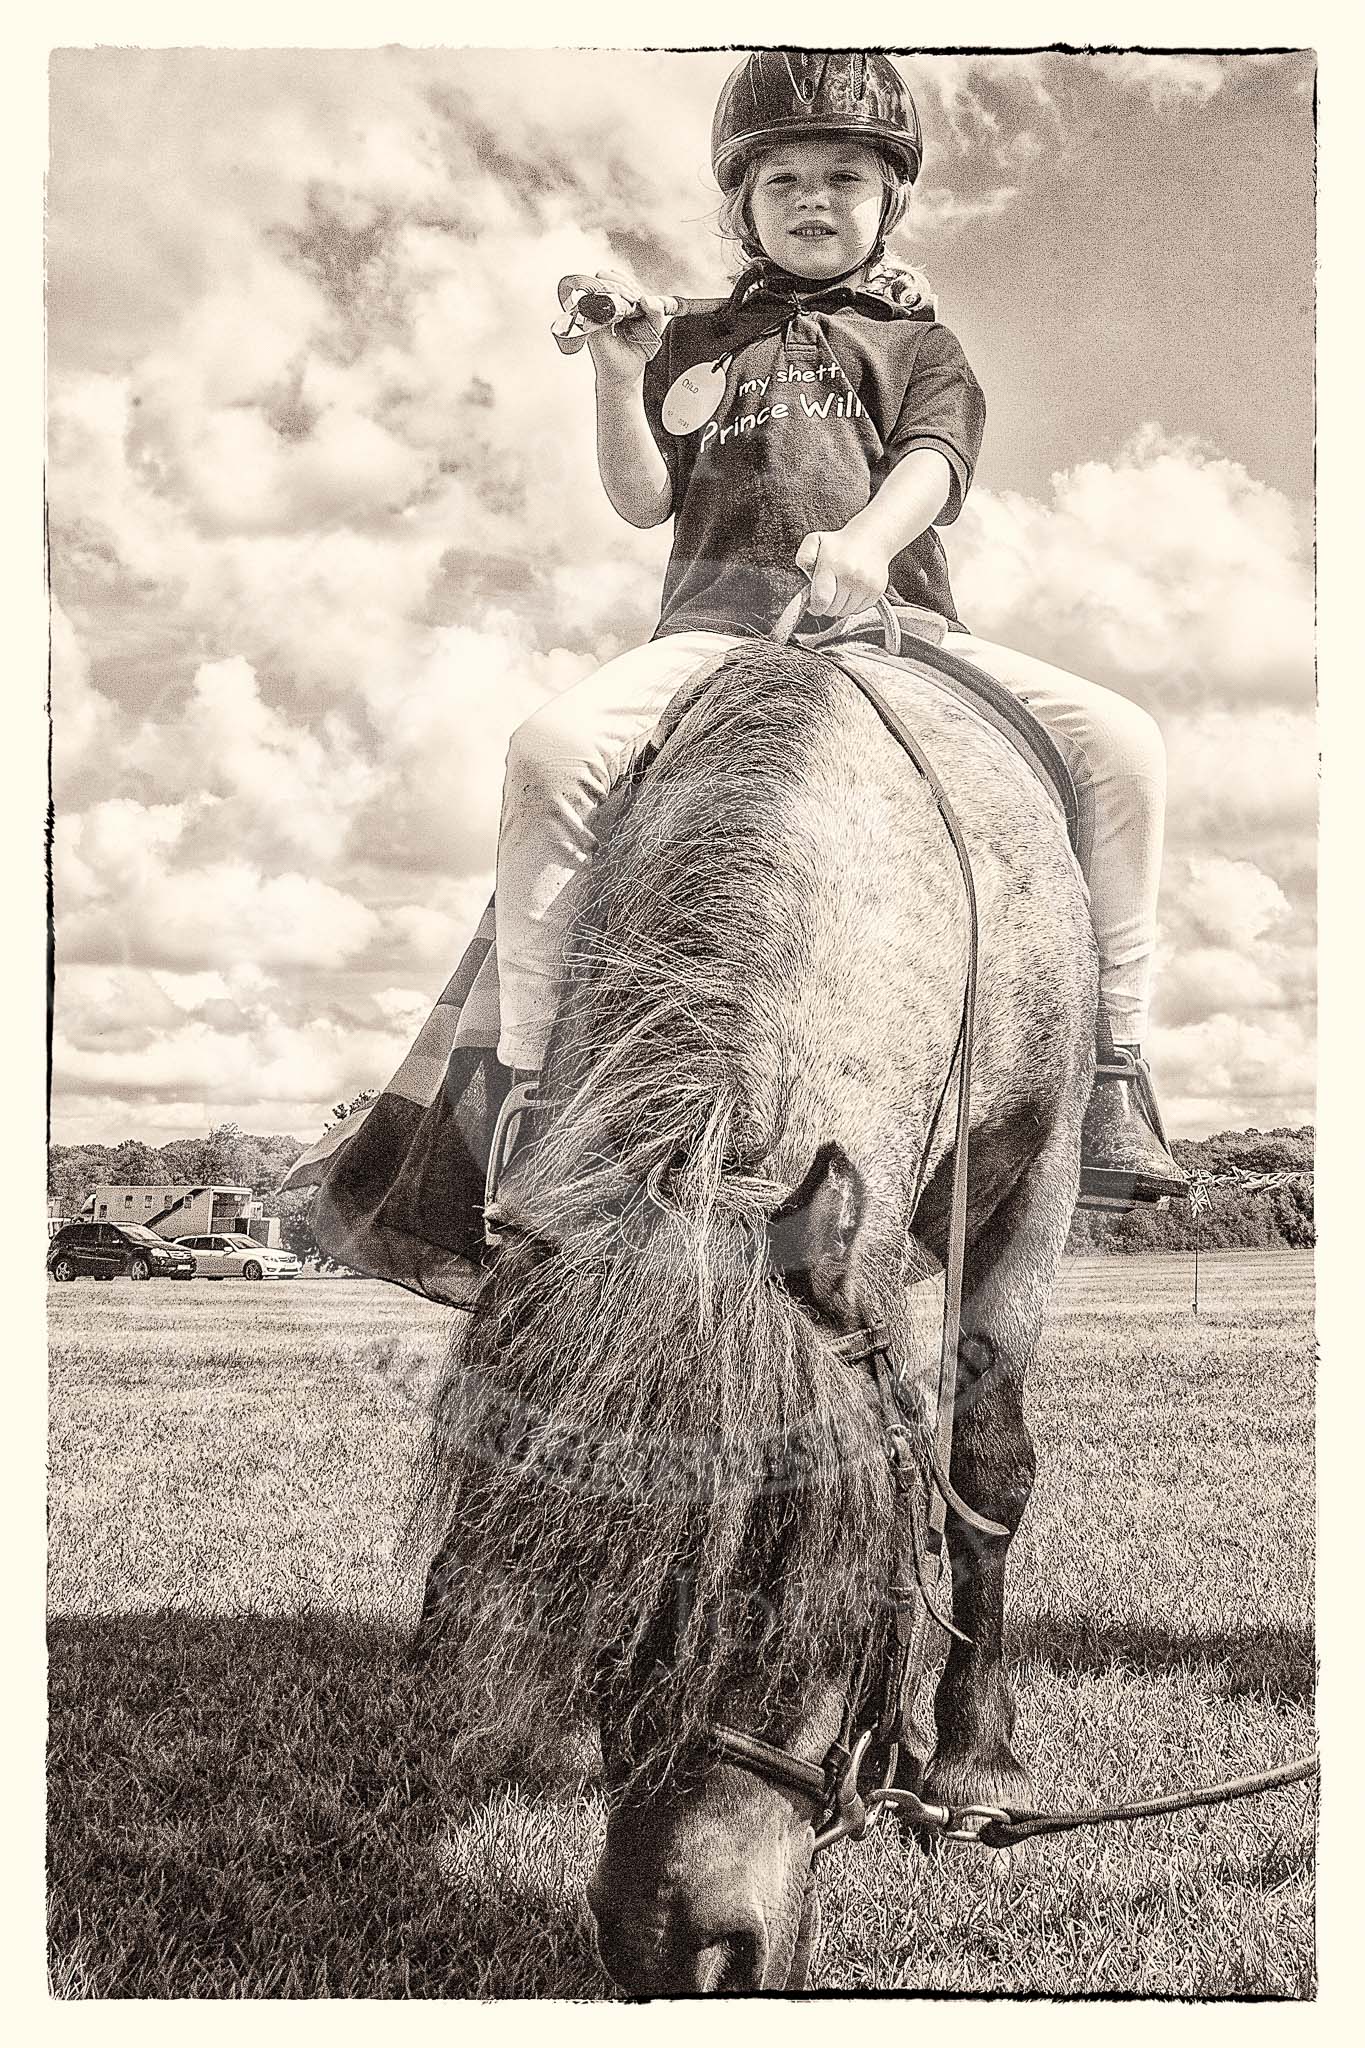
[48, 1223, 197, 1282]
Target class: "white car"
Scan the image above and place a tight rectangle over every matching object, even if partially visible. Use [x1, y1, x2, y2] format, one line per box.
[171, 1233, 301, 1280]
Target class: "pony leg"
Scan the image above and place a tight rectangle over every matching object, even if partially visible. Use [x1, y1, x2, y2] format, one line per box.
[922, 1131, 1076, 1822]
[410, 1524, 460, 1666]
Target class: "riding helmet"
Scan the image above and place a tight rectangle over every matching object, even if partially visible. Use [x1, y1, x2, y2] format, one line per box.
[711, 49, 923, 192]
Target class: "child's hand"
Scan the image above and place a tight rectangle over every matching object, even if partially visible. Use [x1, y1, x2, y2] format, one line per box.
[795, 529, 893, 620]
[586, 271, 679, 382]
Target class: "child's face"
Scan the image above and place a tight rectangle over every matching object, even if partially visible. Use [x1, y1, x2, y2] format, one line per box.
[746, 139, 888, 279]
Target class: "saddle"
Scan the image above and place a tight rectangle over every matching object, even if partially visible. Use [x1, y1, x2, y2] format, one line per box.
[281, 613, 1087, 1304]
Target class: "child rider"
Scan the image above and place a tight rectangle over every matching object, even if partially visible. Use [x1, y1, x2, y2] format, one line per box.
[494, 48, 1184, 1205]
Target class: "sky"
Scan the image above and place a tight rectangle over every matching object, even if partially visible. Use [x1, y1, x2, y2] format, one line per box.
[46, 43, 1317, 1145]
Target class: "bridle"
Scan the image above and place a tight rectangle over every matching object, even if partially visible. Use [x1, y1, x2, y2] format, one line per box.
[712, 1321, 1013, 1855]
[704, 596, 1318, 1856]
[486, 597, 1319, 1859]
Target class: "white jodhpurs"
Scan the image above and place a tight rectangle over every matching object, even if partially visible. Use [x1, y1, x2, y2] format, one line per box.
[495, 632, 745, 1069]
[494, 626, 1165, 1069]
[950, 632, 1166, 1048]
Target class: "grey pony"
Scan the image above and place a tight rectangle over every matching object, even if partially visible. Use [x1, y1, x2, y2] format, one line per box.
[417, 635, 1095, 1993]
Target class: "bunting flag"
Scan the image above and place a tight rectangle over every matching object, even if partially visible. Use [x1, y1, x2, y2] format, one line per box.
[1185, 1166, 1310, 1218]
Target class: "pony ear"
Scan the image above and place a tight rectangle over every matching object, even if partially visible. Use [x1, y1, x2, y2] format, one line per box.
[768, 1142, 865, 1314]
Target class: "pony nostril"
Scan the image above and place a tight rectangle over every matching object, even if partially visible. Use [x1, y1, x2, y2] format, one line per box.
[590, 1897, 770, 1993]
[680, 1914, 769, 1993]
[709, 1925, 766, 1993]
[663, 1923, 766, 1995]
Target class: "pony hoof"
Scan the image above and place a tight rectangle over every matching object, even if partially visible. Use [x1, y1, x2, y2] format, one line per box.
[922, 1753, 1037, 1873]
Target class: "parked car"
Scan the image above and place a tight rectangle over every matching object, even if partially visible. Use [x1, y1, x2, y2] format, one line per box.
[169, 1233, 301, 1280]
[48, 1222, 197, 1282]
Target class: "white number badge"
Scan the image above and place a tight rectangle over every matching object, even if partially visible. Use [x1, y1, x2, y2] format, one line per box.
[662, 358, 729, 437]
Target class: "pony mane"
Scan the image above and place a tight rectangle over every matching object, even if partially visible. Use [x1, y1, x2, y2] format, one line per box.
[418, 646, 913, 1787]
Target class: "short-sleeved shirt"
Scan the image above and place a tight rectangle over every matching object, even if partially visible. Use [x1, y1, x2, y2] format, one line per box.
[642, 278, 986, 639]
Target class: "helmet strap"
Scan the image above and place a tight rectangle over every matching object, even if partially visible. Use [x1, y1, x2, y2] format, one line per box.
[741, 255, 873, 304]
[750, 243, 885, 296]
[868, 186, 893, 267]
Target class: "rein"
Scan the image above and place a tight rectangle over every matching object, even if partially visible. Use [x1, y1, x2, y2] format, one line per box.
[713, 593, 1319, 1858]
[710, 591, 998, 1850]
[484, 596, 1318, 1859]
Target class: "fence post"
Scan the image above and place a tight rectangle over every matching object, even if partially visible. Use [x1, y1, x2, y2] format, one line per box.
[1192, 1215, 1200, 1316]
[1188, 1172, 1211, 1317]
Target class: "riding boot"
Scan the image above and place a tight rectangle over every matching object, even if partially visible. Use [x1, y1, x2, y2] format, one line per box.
[1079, 1042, 1188, 1208]
[483, 1067, 546, 1249]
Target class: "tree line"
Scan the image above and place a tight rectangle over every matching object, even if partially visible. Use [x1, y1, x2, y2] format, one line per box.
[47, 1123, 306, 1211]
[1064, 1125, 1314, 1254]
[50, 1114, 1313, 1263]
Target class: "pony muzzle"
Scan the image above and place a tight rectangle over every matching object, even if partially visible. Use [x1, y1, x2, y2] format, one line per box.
[587, 1878, 774, 1994]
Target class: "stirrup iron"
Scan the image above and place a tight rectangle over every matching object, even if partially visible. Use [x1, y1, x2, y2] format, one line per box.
[483, 1078, 549, 1246]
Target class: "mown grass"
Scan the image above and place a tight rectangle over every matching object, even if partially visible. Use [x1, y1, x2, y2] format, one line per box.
[48, 1252, 1315, 1998]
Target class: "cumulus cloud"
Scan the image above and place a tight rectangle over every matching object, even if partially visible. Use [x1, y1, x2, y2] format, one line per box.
[117, 658, 378, 865]
[50, 602, 116, 803]
[386, 890, 491, 970]
[1175, 856, 1293, 951]
[1163, 707, 1317, 843]
[1153, 1010, 1315, 1137]
[1092, 55, 1228, 109]
[355, 620, 604, 873]
[950, 432, 1315, 1133]
[1158, 947, 1291, 1025]
[908, 50, 1231, 195]
[370, 986, 434, 1031]
[918, 56, 1062, 177]
[52, 1011, 407, 1113]
[1152, 855, 1315, 1120]
[953, 426, 1313, 713]
[51, 952, 453, 1143]
[45, 49, 1314, 1144]
[911, 185, 1021, 233]
[54, 799, 381, 972]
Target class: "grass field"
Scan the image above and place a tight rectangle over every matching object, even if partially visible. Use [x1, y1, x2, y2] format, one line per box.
[48, 1251, 1315, 1999]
